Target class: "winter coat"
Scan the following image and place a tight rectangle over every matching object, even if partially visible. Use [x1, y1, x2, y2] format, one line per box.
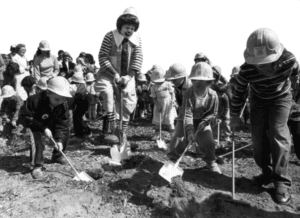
[19, 91, 69, 143]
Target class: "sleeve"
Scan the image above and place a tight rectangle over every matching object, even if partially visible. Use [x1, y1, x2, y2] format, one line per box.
[150, 85, 156, 98]
[183, 95, 194, 136]
[230, 68, 249, 116]
[0, 99, 8, 118]
[18, 96, 46, 132]
[33, 57, 41, 82]
[0, 55, 5, 74]
[52, 56, 59, 77]
[130, 35, 143, 74]
[98, 32, 114, 71]
[52, 103, 70, 142]
[12, 96, 23, 123]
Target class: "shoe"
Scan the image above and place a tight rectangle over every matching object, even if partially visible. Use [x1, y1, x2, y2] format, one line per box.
[52, 155, 68, 165]
[104, 134, 119, 144]
[252, 173, 272, 187]
[274, 186, 291, 205]
[204, 162, 222, 174]
[31, 167, 44, 179]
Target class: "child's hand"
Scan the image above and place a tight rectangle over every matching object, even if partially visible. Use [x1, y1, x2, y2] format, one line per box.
[54, 142, 63, 152]
[187, 133, 195, 142]
[11, 121, 17, 127]
[197, 122, 206, 132]
[44, 128, 53, 139]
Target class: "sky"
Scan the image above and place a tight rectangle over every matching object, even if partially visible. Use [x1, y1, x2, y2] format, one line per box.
[1, 0, 300, 80]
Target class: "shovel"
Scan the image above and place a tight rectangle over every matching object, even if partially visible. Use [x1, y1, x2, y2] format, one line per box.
[159, 130, 199, 183]
[50, 137, 94, 182]
[109, 89, 130, 165]
[156, 113, 167, 150]
[217, 119, 221, 148]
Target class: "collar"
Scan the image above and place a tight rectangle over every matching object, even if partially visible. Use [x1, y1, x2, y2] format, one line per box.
[112, 29, 140, 47]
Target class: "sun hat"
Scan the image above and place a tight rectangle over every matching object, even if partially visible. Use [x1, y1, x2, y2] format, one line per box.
[47, 76, 72, 98]
[2, 85, 16, 98]
[85, 73, 95, 82]
[36, 77, 48, 90]
[165, 63, 187, 81]
[70, 72, 85, 84]
[38, 40, 51, 51]
[122, 7, 138, 17]
[136, 73, 147, 82]
[189, 62, 214, 81]
[63, 52, 72, 60]
[244, 28, 284, 65]
[150, 65, 165, 83]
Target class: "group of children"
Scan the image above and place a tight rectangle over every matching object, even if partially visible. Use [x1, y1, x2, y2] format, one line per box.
[0, 7, 299, 206]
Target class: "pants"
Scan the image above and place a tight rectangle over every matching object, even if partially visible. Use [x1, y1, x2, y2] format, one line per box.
[88, 104, 97, 119]
[250, 93, 292, 188]
[288, 120, 300, 160]
[168, 120, 216, 163]
[29, 128, 70, 167]
[73, 94, 91, 137]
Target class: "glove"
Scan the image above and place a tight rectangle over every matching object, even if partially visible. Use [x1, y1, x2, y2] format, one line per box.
[44, 128, 53, 139]
[187, 133, 195, 143]
[54, 142, 63, 152]
[230, 115, 241, 131]
[114, 73, 120, 84]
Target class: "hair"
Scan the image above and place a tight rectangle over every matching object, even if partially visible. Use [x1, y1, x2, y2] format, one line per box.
[116, 14, 139, 32]
[15, 44, 26, 53]
[6, 62, 20, 75]
[21, 76, 36, 88]
[79, 52, 86, 58]
[85, 53, 95, 65]
[58, 50, 64, 55]
[35, 49, 50, 58]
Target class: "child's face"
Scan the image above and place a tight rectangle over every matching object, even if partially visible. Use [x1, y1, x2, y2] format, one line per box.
[171, 78, 185, 87]
[47, 92, 65, 107]
[120, 24, 135, 38]
[192, 80, 209, 90]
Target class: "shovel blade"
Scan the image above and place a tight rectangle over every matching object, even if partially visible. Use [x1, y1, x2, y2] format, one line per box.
[158, 161, 184, 183]
[73, 172, 94, 182]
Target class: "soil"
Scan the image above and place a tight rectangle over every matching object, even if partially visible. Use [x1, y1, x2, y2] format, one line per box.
[0, 118, 300, 218]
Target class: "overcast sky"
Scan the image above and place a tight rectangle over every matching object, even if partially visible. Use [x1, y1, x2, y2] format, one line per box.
[1, 0, 300, 79]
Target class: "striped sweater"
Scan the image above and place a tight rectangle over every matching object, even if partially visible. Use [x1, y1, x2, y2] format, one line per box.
[231, 49, 299, 116]
[98, 31, 143, 74]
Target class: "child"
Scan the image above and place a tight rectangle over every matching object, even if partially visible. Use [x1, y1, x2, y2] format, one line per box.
[69, 71, 91, 138]
[230, 28, 300, 204]
[164, 63, 192, 159]
[0, 85, 23, 139]
[150, 65, 176, 140]
[3, 62, 19, 88]
[35, 77, 48, 93]
[94, 7, 143, 145]
[19, 76, 72, 179]
[183, 62, 221, 174]
[136, 73, 149, 119]
[21, 76, 36, 97]
[85, 72, 97, 120]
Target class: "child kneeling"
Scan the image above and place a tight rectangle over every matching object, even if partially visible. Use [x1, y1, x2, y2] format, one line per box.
[19, 76, 72, 179]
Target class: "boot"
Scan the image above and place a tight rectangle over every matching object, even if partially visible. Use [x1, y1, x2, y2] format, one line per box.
[104, 121, 119, 144]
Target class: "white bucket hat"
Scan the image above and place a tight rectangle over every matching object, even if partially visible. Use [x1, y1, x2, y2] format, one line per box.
[47, 76, 72, 98]
[85, 73, 95, 82]
[38, 40, 51, 51]
[1, 85, 16, 98]
[123, 7, 138, 16]
[37, 77, 48, 90]
[151, 65, 166, 83]
[71, 72, 85, 84]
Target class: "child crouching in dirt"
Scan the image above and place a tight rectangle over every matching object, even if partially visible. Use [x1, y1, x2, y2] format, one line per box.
[150, 65, 177, 141]
[183, 62, 221, 174]
[19, 76, 72, 179]
[0, 85, 23, 139]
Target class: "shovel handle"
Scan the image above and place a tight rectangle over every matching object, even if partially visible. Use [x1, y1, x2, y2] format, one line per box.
[174, 130, 199, 167]
[49, 137, 80, 176]
[232, 132, 235, 200]
[218, 143, 251, 158]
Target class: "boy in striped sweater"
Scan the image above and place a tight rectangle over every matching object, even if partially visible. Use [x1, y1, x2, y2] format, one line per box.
[94, 7, 143, 144]
[230, 28, 300, 204]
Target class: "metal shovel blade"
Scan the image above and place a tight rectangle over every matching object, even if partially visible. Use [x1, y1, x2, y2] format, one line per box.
[156, 138, 168, 150]
[73, 171, 94, 182]
[109, 144, 129, 165]
[158, 161, 183, 183]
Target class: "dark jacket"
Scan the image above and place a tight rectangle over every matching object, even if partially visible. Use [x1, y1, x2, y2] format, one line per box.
[59, 61, 76, 79]
[0, 94, 23, 123]
[19, 91, 70, 143]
